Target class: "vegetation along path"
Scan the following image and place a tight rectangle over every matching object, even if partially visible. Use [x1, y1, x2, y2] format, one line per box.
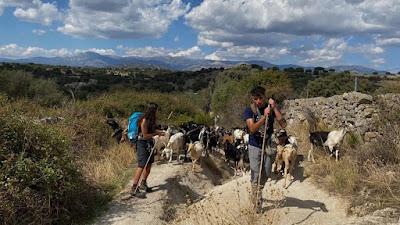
[91, 155, 389, 225]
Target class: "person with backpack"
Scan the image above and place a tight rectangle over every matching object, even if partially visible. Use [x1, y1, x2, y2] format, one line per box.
[130, 103, 165, 197]
[242, 86, 286, 212]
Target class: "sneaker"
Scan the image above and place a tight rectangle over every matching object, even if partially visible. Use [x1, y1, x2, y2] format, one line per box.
[139, 182, 154, 193]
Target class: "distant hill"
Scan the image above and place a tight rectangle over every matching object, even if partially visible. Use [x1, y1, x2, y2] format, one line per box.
[0, 52, 386, 74]
[329, 65, 386, 74]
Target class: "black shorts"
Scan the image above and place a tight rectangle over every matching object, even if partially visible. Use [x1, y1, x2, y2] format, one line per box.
[136, 139, 155, 168]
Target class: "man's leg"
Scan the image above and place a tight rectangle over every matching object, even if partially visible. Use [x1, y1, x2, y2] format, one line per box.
[140, 164, 154, 192]
[131, 166, 144, 195]
[248, 145, 263, 211]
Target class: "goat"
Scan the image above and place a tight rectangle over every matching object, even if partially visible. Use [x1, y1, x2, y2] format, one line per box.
[105, 117, 125, 144]
[153, 127, 172, 161]
[235, 142, 249, 176]
[308, 128, 347, 162]
[222, 134, 244, 176]
[162, 132, 186, 163]
[272, 143, 297, 188]
[187, 141, 204, 172]
[273, 129, 297, 147]
[233, 128, 245, 143]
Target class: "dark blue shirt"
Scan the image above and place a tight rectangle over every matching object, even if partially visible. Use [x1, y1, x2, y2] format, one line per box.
[243, 106, 275, 148]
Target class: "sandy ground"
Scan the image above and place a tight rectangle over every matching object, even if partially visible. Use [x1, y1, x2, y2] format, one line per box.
[93, 155, 399, 225]
[93, 157, 228, 225]
[173, 160, 355, 225]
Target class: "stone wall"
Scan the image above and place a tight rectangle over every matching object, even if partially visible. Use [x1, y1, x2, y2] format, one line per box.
[281, 92, 400, 145]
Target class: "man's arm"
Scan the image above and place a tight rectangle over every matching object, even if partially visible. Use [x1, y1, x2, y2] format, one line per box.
[273, 107, 286, 128]
[268, 98, 286, 129]
[246, 116, 267, 134]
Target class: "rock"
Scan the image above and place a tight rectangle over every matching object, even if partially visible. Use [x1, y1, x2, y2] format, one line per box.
[283, 92, 400, 146]
[364, 132, 380, 142]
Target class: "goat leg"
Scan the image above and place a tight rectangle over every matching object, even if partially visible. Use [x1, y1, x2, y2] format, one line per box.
[335, 149, 339, 161]
[289, 155, 296, 181]
[308, 144, 315, 163]
[283, 158, 290, 188]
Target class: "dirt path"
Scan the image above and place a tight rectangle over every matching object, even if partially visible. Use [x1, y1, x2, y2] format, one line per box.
[172, 159, 356, 225]
[93, 156, 387, 225]
[93, 157, 230, 225]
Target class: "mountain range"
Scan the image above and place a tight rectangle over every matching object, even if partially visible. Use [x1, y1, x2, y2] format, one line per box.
[0, 52, 388, 74]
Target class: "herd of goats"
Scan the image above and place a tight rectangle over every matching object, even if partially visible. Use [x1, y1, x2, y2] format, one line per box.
[106, 118, 348, 188]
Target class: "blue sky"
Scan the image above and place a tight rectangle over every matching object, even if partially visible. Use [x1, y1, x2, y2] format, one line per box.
[0, 0, 399, 71]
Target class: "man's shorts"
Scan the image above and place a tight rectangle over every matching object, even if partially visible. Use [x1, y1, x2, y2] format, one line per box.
[136, 140, 155, 168]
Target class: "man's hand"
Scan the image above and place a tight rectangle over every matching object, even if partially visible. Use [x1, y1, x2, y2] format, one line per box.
[264, 105, 271, 117]
[268, 98, 276, 110]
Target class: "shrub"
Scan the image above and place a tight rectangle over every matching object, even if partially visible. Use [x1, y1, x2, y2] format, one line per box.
[304, 73, 379, 98]
[0, 111, 90, 224]
[0, 69, 65, 106]
[306, 102, 400, 213]
[211, 68, 293, 127]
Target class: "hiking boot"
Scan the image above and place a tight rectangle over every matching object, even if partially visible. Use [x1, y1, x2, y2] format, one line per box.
[139, 182, 154, 193]
[130, 183, 139, 195]
[130, 184, 146, 198]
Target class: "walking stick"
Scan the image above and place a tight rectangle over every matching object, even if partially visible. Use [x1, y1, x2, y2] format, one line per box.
[255, 108, 269, 211]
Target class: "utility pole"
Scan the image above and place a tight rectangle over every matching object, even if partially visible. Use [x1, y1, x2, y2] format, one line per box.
[354, 76, 358, 92]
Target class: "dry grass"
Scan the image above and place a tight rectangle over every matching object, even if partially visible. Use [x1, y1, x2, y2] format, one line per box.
[305, 156, 360, 193]
[304, 106, 400, 214]
[82, 143, 136, 188]
[358, 164, 400, 209]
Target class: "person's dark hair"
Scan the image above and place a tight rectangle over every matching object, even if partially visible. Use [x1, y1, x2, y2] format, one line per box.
[140, 102, 158, 133]
[250, 86, 265, 98]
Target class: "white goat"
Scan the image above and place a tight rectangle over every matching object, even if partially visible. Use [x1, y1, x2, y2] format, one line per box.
[233, 129, 245, 143]
[162, 132, 186, 163]
[243, 133, 249, 145]
[308, 128, 347, 162]
[153, 127, 172, 160]
[187, 141, 204, 172]
[325, 128, 347, 161]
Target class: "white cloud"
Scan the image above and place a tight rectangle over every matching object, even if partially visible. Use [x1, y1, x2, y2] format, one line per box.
[122, 46, 170, 58]
[348, 44, 384, 55]
[0, 0, 32, 15]
[376, 32, 400, 46]
[371, 58, 385, 67]
[74, 48, 116, 56]
[58, 0, 189, 39]
[299, 38, 347, 66]
[0, 44, 116, 58]
[185, 0, 399, 68]
[205, 45, 289, 62]
[187, 0, 400, 48]
[32, 29, 46, 35]
[13, 0, 61, 25]
[168, 46, 202, 58]
[205, 52, 224, 61]
[0, 43, 72, 58]
[121, 45, 204, 58]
